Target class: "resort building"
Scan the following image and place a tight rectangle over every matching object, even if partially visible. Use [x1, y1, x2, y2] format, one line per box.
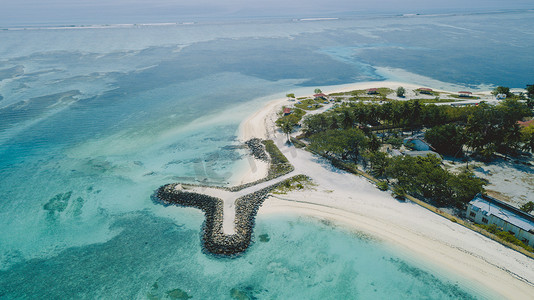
[466, 194, 534, 247]
[458, 91, 472, 97]
[517, 119, 534, 128]
[367, 88, 379, 95]
[283, 107, 292, 116]
[313, 93, 327, 100]
[418, 88, 433, 95]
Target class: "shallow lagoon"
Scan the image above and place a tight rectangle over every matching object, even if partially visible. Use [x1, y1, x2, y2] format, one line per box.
[0, 213, 490, 299]
[1, 10, 533, 298]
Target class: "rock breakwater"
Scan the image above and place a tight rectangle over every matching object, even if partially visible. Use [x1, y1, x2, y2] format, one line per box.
[152, 177, 302, 256]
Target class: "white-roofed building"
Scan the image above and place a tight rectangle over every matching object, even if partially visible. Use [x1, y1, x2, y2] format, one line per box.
[466, 194, 534, 247]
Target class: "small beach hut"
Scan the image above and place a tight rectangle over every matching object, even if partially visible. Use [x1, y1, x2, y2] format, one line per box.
[283, 107, 292, 116]
[418, 88, 433, 95]
[458, 91, 472, 97]
[313, 93, 327, 100]
[517, 120, 534, 128]
[367, 88, 379, 95]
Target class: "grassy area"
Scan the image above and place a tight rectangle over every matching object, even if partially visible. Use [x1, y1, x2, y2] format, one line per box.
[332, 87, 394, 98]
[272, 175, 315, 194]
[447, 94, 481, 100]
[263, 140, 289, 164]
[377, 87, 394, 96]
[412, 98, 460, 104]
[295, 99, 324, 110]
[376, 181, 389, 191]
[356, 96, 394, 102]
[290, 137, 307, 148]
[331, 88, 394, 102]
[414, 89, 441, 97]
[277, 107, 306, 124]
[262, 140, 294, 176]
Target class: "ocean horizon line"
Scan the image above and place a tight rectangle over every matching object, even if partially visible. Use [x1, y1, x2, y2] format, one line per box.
[1, 8, 532, 30]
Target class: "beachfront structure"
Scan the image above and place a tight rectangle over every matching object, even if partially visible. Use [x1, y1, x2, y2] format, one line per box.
[283, 107, 292, 116]
[458, 91, 472, 97]
[466, 194, 534, 247]
[367, 88, 379, 95]
[517, 120, 534, 128]
[314, 93, 327, 100]
[418, 88, 433, 95]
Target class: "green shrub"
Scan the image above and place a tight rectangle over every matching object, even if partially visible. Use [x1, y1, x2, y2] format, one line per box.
[475, 224, 534, 252]
[392, 185, 406, 198]
[272, 175, 315, 194]
[262, 140, 289, 164]
[377, 181, 388, 191]
[262, 140, 294, 177]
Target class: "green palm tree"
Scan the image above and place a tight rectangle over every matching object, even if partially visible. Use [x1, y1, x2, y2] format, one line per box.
[281, 121, 293, 143]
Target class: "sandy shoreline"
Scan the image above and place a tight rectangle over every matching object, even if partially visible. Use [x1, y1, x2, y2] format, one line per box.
[235, 80, 534, 299]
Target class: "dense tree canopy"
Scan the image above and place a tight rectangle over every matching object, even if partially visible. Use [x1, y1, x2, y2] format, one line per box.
[521, 124, 534, 153]
[465, 99, 531, 157]
[527, 84, 534, 99]
[492, 86, 511, 97]
[303, 99, 477, 137]
[425, 124, 466, 156]
[308, 128, 367, 160]
[293, 91, 531, 208]
[386, 155, 485, 207]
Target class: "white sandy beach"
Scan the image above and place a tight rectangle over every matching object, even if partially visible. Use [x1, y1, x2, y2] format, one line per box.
[236, 81, 534, 299]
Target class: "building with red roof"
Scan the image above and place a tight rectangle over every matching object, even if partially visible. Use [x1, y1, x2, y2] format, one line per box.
[283, 107, 292, 116]
[367, 88, 379, 95]
[517, 120, 534, 127]
[313, 93, 327, 99]
[418, 88, 433, 94]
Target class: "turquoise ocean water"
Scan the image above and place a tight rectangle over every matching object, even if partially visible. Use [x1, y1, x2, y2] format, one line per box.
[1, 10, 533, 298]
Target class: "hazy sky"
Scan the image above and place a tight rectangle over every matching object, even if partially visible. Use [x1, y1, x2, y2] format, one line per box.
[1, 0, 532, 26]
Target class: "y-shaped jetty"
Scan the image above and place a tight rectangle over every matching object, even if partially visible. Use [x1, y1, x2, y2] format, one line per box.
[152, 139, 304, 256]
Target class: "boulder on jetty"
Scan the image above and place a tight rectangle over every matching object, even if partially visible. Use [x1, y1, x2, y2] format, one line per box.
[245, 138, 269, 162]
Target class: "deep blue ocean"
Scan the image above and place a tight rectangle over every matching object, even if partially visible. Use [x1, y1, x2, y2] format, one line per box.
[1, 10, 533, 298]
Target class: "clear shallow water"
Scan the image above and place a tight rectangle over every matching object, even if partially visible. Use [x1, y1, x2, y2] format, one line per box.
[0, 214, 490, 299]
[1, 10, 533, 298]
